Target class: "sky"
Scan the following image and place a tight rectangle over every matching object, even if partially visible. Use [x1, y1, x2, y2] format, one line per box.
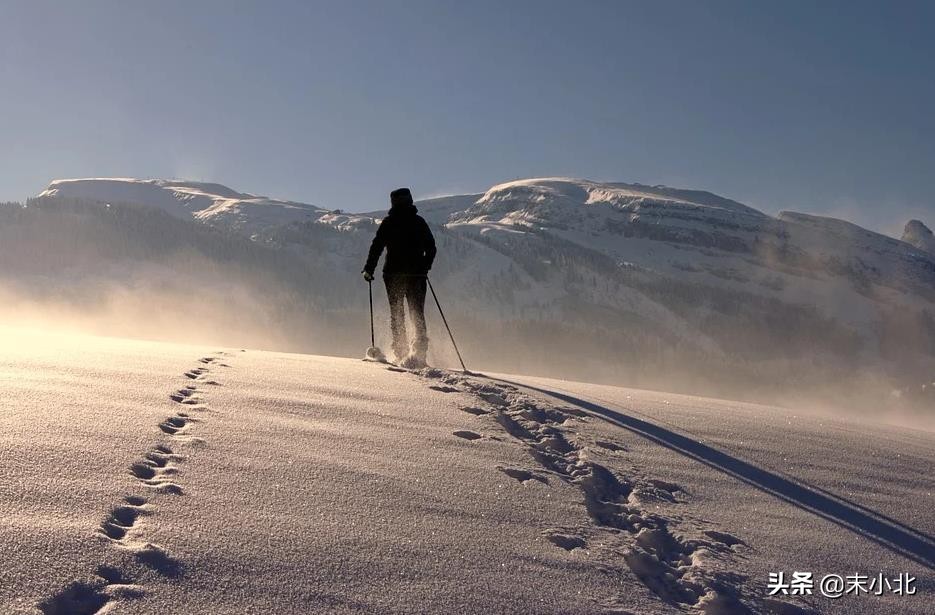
[1, 0, 933, 236]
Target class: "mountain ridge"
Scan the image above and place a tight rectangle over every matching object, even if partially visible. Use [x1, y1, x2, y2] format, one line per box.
[14, 175, 935, 411]
[38, 176, 928, 247]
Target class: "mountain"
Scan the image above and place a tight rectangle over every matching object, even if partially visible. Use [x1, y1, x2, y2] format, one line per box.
[902, 219, 935, 256]
[430, 179, 934, 379]
[8, 176, 935, 413]
[38, 178, 372, 237]
[364, 193, 483, 225]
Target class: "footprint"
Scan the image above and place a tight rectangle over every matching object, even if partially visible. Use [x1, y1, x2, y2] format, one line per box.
[145, 451, 171, 467]
[39, 569, 144, 615]
[170, 388, 204, 406]
[109, 505, 142, 527]
[544, 532, 587, 551]
[184, 368, 207, 380]
[497, 466, 548, 485]
[453, 430, 482, 441]
[134, 544, 183, 578]
[100, 521, 127, 541]
[130, 462, 157, 481]
[430, 385, 460, 393]
[38, 581, 109, 615]
[461, 406, 489, 416]
[131, 449, 179, 484]
[649, 479, 682, 493]
[704, 530, 746, 548]
[159, 416, 188, 435]
[479, 392, 509, 406]
[99, 505, 144, 541]
[147, 482, 184, 495]
[170, 389, 195, 403]
[96, 565, 133, 585]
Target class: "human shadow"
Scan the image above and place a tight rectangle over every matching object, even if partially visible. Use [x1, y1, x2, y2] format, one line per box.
[493, 377, 935, 570]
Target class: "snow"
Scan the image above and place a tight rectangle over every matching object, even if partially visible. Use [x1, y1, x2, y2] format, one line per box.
[2, 328, 932, 614]
[363, 194, 483, 226]
[902, 219, 935, 256]
[36, 178, 933, 327]
[38, 178, 330, 236]
[450, 177, 767, 229]
[25, 176, 935, 413]
[438, 177, 934, 339]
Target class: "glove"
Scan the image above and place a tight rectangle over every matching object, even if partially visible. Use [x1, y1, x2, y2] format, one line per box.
[362, 271, 374, 282]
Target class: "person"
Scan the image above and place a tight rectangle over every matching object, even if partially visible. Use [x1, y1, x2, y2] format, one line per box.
[363, 188, 436, 365]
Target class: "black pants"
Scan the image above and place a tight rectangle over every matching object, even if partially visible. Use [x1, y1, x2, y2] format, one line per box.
[384, 274, 428, 360]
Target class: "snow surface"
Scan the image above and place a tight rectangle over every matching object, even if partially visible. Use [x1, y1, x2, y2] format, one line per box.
[463, 177, 766, 223]
[363, 194, 483, 226]
[38, 178, 340, 237]
[902, 220, 935, 256]
[2, 328, 932, 614]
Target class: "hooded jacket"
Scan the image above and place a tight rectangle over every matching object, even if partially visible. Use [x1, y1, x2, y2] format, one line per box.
[363, 190, 436, 276]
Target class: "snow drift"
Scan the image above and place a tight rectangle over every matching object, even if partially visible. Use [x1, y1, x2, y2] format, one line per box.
[1, 330, 931, 614]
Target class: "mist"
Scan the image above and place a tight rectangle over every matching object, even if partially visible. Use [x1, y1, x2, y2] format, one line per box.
[2, 274, 931, 432]
[1, 192, 932, 431]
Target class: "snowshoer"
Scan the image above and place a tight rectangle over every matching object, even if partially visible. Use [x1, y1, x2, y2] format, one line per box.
[363, 188, 436, 366]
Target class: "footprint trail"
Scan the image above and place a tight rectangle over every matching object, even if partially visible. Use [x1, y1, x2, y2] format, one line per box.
[39, 350, 234, 614]
[415, 367, 813, 614]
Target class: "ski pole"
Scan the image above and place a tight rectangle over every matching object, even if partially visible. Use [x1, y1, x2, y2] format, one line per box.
[368, 279, 375, 349]
[427, 277, 467, 372]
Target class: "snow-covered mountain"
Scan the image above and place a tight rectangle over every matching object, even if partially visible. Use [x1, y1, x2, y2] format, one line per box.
[431, 178, 934, 372]
[13, 176, 935, 411]
[38, 178, 372, 237]
[444, 178, 933, 311]
[38, 177, 935, 317]
[903, 219, 935, 256]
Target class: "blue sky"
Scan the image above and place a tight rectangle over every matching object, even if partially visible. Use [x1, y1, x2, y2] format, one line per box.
[1, 0, 932, 235]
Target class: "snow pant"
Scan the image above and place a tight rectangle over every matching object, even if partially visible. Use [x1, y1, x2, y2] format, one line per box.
[384, 274, 428, 361]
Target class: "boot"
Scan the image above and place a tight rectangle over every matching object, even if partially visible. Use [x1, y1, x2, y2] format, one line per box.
[391, 338, 408, 364]
[401, 336, 428, 369]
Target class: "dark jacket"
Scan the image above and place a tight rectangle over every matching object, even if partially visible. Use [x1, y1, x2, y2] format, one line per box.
[364, 202, 436, 276]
